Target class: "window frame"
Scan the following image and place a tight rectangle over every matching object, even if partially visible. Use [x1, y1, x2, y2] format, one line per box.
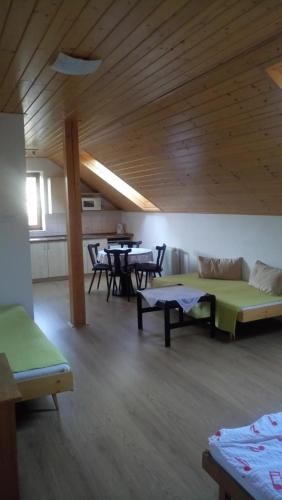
[26, 172, 43, 230]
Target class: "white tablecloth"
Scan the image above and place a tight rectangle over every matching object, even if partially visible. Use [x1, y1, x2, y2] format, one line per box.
[140, 285, 206, 313]
[98, 247, 153, 265]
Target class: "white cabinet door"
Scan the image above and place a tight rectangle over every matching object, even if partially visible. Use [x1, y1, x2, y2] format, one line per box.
[47, 241, 67, 277]
[30, 243, 49, 279]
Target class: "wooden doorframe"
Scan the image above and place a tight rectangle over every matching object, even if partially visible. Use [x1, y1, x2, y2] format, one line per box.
[64, 118, 86, 327]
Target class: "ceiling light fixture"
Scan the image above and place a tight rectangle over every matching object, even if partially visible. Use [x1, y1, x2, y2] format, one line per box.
[50, 52, 102, 76]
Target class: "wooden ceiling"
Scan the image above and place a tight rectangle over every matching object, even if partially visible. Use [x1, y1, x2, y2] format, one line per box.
[2, 0, 282, 214]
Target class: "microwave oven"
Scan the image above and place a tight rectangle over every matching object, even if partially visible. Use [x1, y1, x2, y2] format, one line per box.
[81, 197, 101, 211]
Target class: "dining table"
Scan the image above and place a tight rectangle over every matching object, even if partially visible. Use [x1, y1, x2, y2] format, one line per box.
[98, 246, 153, 266]
[98, 246, 154, 297]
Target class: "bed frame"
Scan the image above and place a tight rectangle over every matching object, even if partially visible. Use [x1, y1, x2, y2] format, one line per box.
[16, 371, 73, 409]
[202, 450, 253, 500]
[237, 303, 282, 323]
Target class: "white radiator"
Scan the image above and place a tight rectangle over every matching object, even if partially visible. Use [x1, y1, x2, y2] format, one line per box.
[162, 247, 189, 275]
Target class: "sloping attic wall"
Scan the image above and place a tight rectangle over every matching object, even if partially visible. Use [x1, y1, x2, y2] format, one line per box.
[11, 1, 282, 214]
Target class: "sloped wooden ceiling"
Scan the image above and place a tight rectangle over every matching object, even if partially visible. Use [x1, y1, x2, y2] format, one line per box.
[2, 0, 282, 214]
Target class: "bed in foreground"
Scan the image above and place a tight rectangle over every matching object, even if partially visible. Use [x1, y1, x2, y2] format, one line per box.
[203, 413, 282, 499]
[153, 273, 282, 337]
[0, 305, 73, 407]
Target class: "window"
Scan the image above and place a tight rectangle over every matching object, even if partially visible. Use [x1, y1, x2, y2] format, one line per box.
[26, 172, 43, 230]
[80, 152, 160, 211]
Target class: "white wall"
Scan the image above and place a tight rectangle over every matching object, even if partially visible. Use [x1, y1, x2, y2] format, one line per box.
[0, 114, 33, 316]
[122, 212, 282, 278]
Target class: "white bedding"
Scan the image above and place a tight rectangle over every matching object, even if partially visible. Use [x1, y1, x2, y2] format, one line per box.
[209, 413, 282, 499]
[14, 363, 71, 381]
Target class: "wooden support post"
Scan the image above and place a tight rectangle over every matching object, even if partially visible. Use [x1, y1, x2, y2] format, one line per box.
[0, 353, 22, 500]
[64, 118, 86, 327]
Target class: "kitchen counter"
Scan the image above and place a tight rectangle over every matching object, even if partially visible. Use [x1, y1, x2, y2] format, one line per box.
[29, 233, 133, 243]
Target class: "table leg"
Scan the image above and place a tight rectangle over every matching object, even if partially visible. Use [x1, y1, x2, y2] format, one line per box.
[164, 303, 171, 347]
[137, 293, 143, 330]
[179, 306, 184, 322]
[210, 295, 216, 337]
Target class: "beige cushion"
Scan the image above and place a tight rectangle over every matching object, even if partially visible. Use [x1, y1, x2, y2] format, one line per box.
[249, 260, 282, 295]
[198, 256, 242, 280]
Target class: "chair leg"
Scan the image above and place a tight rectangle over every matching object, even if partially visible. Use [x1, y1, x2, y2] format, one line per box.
[144, 271, 148, 289]
[97, 270, 102, 289]
[88, 270, 96, 294]
[113, 277, 118, 296]
[107, 276, 112, 302]
[105, 270, 109, 288]
[135, 269, 140, 289]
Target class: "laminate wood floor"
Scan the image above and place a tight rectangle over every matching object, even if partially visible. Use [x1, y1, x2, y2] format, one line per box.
[17, 279, 282, 500]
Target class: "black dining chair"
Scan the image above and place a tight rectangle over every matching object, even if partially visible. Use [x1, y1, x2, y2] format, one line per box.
[121, 240, 142, 248]
[104, 248, 134, 302]
[88, 243, 110, 294]
[135, 243, 166, 290]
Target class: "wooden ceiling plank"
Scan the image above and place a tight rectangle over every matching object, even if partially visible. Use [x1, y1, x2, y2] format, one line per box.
[0, 0, 63, 111]
[80, 66, 265, 144]
[4, 0, 90, 113]
[64, 0, 223, 123]
[57, 0, 281, 141]
[16, 0, 117, 116]
[82, 77, 276, 153]
[0, 0, 12, 39]
[23, 0, 190, 136]
[84, 0, 272, 117]
[0, 0, 37, 103]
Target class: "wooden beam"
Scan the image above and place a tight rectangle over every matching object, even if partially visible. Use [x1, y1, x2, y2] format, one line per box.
[64, 119, 86, 327]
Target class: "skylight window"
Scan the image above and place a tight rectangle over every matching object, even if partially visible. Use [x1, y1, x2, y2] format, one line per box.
[80, 152, 159, 212]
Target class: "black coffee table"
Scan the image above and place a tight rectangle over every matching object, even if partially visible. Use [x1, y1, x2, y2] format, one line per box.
[136, 285, 216, 347]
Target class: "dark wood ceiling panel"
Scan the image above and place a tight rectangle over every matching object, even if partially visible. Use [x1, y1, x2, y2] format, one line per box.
[2, 0, 282, 213]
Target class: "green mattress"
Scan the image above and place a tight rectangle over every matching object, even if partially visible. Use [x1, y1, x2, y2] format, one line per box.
[0, 305, 67, 373]
[153, 273, 282, 336]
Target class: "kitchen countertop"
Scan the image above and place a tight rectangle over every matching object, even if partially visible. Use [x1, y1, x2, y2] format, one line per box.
[29, 233, 133, 243]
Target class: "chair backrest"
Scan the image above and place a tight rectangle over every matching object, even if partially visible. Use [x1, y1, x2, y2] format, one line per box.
[128, 240, 142, 248]
[156, 243, 166, 270]
[119, 242, 127, 248]
[104, 248, 132, 274]
[118, 240, 142, 248]
[88, 243, 100, 267]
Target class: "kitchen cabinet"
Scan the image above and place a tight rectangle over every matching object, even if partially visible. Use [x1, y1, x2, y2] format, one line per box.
[30, 240, 68, 279]
[47, 241, 68, 277]
[30, 242, 49, 279]
[30, 237, 108, 279]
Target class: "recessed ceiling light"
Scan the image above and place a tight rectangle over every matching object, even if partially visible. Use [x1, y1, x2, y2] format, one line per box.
[50, 52, 102, 76]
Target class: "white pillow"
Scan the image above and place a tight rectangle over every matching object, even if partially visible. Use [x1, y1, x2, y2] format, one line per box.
[249, 260, 282, 295]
